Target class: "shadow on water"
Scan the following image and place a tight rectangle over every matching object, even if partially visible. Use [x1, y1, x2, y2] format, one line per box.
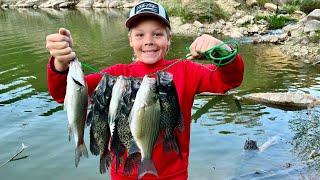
[1, 8, 320, 180]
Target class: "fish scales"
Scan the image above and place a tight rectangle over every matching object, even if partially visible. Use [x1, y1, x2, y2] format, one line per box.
[129, 75, 161, 179]
[89, 74, 116, 173]
[115, 78, 142, 175]
[109, 76, 131, 173]
[157, 71, 183, 156]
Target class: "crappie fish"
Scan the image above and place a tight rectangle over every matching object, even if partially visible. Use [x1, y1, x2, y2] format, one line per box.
[157, 71, 184, 156]
[89, 74, 116, 174]
[64, 58, 88, 167]
[108, 75, 130, 172]
[115, 78, 142, 175]
[129, 75, 161, 179]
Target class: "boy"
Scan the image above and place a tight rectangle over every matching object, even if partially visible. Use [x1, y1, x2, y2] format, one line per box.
[46, 0, 244, 179]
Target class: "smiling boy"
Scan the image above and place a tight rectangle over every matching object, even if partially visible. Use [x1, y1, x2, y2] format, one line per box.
[46, 0, 244, 179]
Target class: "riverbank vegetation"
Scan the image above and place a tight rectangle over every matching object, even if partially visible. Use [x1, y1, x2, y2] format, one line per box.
[158, 0, 228, 23]
[309, 31, 320, 43]
[256, 15, 297, 30]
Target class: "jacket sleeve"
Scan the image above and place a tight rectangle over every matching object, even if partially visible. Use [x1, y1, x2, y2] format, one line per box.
[47, 56, 68, 103]
[47, 57, 122, 104]
[185, 54, 244, 95]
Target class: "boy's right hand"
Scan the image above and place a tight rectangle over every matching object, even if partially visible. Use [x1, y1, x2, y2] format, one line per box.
[46, 28, 75, 72]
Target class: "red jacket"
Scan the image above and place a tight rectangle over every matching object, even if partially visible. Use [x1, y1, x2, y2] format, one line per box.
[47, 55, 244, 179]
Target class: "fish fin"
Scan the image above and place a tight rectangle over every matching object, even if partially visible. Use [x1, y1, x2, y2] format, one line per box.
[99, 150, 112, 174]
[154, 132, 163, 148]
[163, 131, 179, 153]
[138, 158, 158, 179]
[68, 125, 72, 142]
[124, 153, 141, 176]
[177, 111, 185, 132]
[75, 143, 89, 168]
[128, 139, 140, 155]
[86, 104, 93, 127]
[164, 134, 180, 156]
[63, 96, 68, 111]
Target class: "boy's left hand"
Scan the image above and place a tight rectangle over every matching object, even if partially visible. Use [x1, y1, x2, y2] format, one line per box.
[188, 34, 231, 60]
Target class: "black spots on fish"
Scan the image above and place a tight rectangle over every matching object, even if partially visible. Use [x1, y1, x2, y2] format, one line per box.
[156, 71, 183, 157]
[89, 123, 99, 156]
[88, 74, 118, 174]
[124, 153, 141, 176]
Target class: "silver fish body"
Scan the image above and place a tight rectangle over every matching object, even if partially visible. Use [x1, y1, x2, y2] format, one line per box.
[64, 58, 88, 167]
[109, 75, 128, 137]
[129, 75, 160, 179]
[108, 75, 130, 172]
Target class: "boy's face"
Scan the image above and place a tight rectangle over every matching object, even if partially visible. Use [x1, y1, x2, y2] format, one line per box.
[129, 19, 170, 64]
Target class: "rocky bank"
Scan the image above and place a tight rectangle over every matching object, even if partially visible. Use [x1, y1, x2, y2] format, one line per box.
[1, 0, 319, 63]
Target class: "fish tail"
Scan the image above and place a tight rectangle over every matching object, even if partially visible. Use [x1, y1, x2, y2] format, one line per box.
[99, 150, 112, 174]
[124, 152, 141, 176]
[164, 136, 180, 155]
[75, 143, 89, 167]
[138, 158, 158, 179]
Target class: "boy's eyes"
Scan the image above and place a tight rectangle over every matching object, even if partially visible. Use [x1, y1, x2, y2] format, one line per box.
[134, 32, 164, 37]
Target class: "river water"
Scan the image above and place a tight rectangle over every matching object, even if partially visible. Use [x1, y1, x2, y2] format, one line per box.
[1, 8, 320, 180]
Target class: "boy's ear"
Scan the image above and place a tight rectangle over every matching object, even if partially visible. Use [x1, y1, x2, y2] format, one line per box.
[128, 34, 133, 47]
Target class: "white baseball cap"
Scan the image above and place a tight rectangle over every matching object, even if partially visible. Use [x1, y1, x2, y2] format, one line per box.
[126, 0, 171, 29]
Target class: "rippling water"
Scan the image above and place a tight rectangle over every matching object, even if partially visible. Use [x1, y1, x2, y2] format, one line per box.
[1, 8, 320, 180]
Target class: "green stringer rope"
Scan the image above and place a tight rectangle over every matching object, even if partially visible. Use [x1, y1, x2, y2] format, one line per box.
[80, 39, 239, 75]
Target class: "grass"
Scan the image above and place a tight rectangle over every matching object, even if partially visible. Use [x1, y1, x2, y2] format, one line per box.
[257, 0, 272, 7]
[287, 0, 320, 14]
[309, 31, 320, 43]
[159, 0, 228, 23]
[256, 15, 297, 30]
[282, 4, 299, 14]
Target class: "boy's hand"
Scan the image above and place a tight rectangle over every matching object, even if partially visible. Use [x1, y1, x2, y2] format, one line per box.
[46, 28, 75, 71]
[188, 34, 231, 60]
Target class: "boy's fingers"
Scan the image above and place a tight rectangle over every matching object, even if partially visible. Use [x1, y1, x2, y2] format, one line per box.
[50, 47, 73, 57]
[55, 52, 76, 62]
[46, 34, 70, 42]
[59, 28, 71, 37]
[46, 41, 70, 50]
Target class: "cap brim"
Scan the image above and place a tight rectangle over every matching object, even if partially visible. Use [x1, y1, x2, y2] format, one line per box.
[125, 13, 170, 29]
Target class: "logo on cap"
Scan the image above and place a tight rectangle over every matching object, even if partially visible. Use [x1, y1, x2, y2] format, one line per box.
[135, 2, 159, 14]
